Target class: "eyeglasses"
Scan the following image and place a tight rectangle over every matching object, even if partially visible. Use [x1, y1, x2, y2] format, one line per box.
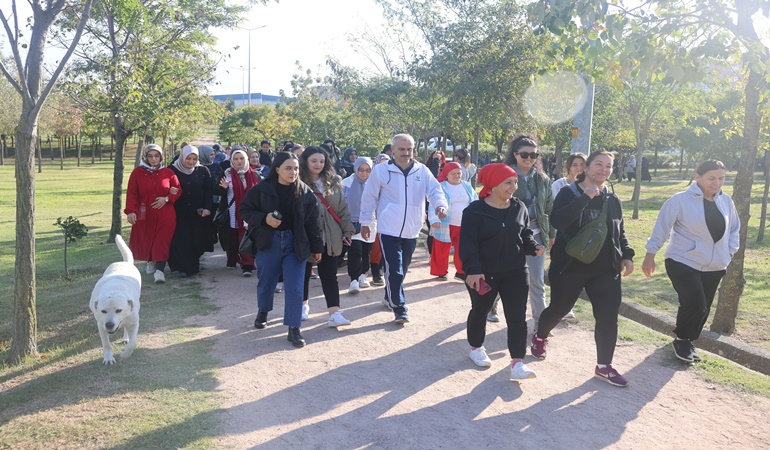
[358, 168, 372, 173]
[516, 151, 539, 159]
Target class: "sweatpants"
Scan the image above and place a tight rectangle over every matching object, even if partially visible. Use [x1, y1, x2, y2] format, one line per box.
[537, 270, 622, 365]
[665, 258, 726, 341]
[303, 253, 340, 308]
[429, 225, 463, 277]
[466, 270, 530, 359]
[380, 234, 417, 316]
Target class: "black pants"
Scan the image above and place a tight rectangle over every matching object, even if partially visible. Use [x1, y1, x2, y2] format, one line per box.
[665, 259, 726, 341]
[466, 270, 530, 359]
[347, 239, 372, 282]
[304, 253, 340, 308]
[537, 270, 621, 365]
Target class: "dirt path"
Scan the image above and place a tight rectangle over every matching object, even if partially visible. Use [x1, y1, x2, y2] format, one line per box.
[190, 247, 770, 448]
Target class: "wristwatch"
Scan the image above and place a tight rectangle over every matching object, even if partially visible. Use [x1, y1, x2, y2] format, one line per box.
[164, 196, 169, 203]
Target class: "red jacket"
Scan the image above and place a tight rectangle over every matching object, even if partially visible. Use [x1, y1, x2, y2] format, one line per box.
[125, 167, 182, 262]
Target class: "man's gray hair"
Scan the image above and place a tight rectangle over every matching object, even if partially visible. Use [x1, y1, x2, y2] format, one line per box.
[392, 133, 415, 146]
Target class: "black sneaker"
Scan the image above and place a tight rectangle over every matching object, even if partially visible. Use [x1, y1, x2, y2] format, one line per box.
[690, 342, 702, 362]
[672, 339, 694, 363]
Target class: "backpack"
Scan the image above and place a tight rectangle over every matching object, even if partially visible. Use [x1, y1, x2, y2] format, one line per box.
[562, 183, 609, 264]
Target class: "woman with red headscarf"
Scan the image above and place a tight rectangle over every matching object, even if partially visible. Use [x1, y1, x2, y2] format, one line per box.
[217, 149, 260, 275]
[459, 163, 544, 380]
[428, 162, 478, 280]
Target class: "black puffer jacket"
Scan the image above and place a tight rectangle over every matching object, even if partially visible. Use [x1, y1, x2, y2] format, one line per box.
[459, 198, 539, 277]
[549, 182, 634, 274]
[239, 179, 323, 261]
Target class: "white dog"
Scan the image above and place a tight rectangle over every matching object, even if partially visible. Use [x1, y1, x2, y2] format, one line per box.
[89, 235, 141, 364]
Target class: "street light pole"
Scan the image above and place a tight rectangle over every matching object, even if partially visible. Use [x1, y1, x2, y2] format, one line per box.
[242, 25, 267, 105]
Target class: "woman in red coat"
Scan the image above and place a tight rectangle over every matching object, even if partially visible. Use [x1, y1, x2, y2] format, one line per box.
[125, 144, 182, 283]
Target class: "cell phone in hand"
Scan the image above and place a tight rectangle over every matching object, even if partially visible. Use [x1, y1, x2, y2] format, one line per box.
[475, 279, 492, 295]
[272, 211, 283, 220]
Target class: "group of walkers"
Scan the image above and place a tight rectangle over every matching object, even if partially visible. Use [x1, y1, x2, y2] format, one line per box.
[124, 132, 740, 388]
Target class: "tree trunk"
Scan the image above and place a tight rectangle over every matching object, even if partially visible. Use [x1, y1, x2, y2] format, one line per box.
[0, 138, 4, 165]
[99, 136, 102, 162]
[711, 67, 762, 334]
[109, 118, 129, 243]
[134, 136, 144, 168]
[10, 119, 39, 361]
[653, 145, 659, 176]
[110, 135, 114, 160]
[59, 136, 64, 170]
[76, 133, 82, 167]
[36, 136, 42, 173]
[632, 141, 644, 219]
[91, 136, 95, 164]
[757, 150, 769, 243]
[472, 123, 480, 187]
[678, 147, 685, 174]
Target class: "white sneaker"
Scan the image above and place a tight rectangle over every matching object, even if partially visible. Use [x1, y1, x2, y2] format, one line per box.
[328, 311, 351, 327]
[510, 361, 536, 380]
[274, 282, 283, 293]
[153, 270, 165, 284]
[563, 309, 577, 321]
[349, 280, 360, 294]
[358, 274, 370, 288]
[146, 261, 155, 274]
[382, 297, 393, 311]
[469, 347, 492, 367]
[301, 304, 310, 321]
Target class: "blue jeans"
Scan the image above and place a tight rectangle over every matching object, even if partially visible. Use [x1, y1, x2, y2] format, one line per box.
[379, 234, 417, 316]
[527, 233, 547, 322]
[255, 230, 306, 328]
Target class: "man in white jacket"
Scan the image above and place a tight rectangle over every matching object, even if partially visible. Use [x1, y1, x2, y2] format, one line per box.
[361, 134, 448, 323]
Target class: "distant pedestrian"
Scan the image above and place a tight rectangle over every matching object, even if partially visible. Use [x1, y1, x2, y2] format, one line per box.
[125, 144, 181, 284]
[624, 155, 636, 181]
[641, 156, 652, 182]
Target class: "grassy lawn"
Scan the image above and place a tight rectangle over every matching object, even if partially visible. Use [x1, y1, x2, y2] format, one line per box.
[0, 160, 221, 449]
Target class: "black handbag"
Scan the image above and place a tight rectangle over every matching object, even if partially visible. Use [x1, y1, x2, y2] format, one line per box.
[213, 197, 235, 227]
[238, 227, 257, 257]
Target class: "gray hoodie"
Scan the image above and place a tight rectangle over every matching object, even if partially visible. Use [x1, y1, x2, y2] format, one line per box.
[645, 182, 739, 271]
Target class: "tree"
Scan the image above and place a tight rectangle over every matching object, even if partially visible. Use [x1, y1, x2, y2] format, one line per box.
[53, 216, 88, 279]
[0, 0, 94, 362]
[63, 0, 242, 242]
[532, 0, 768, 334]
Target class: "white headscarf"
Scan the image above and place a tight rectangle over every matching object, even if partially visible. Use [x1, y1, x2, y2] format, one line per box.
[173, 145, 200, 175]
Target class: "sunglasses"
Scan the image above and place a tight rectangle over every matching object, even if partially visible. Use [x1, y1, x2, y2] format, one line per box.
[516, 151, 539, 159]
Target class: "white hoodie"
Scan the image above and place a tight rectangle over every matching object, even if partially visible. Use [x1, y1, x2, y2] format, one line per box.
[360, 160, 447, 239]
[646, 182, 739, 271]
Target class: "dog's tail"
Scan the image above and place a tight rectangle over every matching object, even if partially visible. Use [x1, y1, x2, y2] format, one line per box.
[115, 235, 134, 263]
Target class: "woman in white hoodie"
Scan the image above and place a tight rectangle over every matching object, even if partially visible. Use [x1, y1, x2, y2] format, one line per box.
[642, 160, 739, 363]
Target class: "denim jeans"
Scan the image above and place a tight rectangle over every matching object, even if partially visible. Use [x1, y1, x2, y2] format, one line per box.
[379, 234, 417, 316]
[255, 230, 306, 328]
[526, 233, 547, 322]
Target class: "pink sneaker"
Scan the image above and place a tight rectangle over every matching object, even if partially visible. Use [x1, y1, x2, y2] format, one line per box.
[530, 335, 547, 360]
[594, 365, 628, 387]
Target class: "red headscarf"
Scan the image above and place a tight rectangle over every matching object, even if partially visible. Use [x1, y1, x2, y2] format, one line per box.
[438, 162, 462, 182]
[477, 163, 517, 199]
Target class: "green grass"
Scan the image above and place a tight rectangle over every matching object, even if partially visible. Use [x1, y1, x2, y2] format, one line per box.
[0, 162, 221, 449]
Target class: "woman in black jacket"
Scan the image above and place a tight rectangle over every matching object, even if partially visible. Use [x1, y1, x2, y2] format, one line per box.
[460, 163, 543, 380]
[239, 152, 323, 348]
[532, 151, 635, 387]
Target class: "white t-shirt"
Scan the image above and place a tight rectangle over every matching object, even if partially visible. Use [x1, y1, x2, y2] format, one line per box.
[446, 182, 470, 226]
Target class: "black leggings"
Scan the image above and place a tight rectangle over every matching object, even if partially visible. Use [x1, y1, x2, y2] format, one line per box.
[537, 270, 621, 365]
[304, 253, 340, 308]
[347, 239, 372, 282]
[466, 271, 529, 359]
[665, 259, 725, 341]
